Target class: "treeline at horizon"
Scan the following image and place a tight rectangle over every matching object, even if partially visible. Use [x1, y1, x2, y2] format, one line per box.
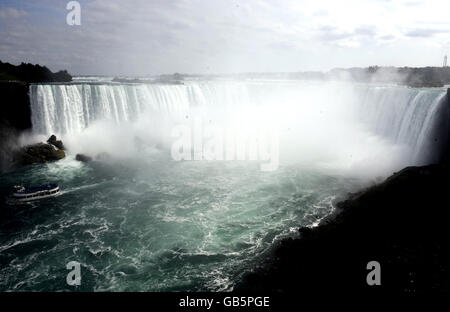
[0, 60, 72, 83]
[1, 59, 450, 87]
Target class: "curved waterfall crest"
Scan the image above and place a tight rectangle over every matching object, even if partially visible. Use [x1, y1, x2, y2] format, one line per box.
[29, 81, 448, 165]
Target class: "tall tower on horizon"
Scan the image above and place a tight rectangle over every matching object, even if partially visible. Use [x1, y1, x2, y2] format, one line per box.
[444, 55, 448, 67]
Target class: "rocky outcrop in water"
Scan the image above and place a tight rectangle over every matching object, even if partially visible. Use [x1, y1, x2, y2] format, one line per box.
[75, 152, 112, 162]
[47, 134, 65, 150]
[236, 162, 450, 293]
[12, 135, 66, 167]
[75, 154, 92, 162]
[13, 143, 65, 166]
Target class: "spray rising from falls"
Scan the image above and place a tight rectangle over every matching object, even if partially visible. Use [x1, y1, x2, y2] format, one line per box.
[29, 81, 449, 173]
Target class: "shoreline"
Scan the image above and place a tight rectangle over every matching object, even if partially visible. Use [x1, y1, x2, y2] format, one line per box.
[235, 162, 450, 293]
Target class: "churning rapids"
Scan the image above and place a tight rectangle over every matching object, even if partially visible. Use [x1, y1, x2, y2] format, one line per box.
[0, 79, 447, 291]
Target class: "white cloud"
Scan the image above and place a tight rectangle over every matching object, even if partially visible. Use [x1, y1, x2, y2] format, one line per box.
[0, 7, 28, 19]
[405, 28, 450, 38]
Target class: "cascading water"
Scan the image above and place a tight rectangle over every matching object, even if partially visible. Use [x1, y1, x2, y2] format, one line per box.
[1, 79, 448, 291]
[29, 83, 191, 135]
[30, 81, 448, 167]
[355, 85, 447, 164]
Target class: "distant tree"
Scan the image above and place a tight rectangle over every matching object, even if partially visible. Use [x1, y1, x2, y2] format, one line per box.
[367, 66, 379, 74]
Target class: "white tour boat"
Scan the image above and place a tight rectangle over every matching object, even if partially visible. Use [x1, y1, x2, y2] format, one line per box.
[12, 184, 60, 202]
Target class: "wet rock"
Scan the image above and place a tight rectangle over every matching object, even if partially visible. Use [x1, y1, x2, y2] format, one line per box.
[47, 134, 65, 150]
[13, 143, 65, 166]
[298, 227, 313, 238]
[75, 154, 92, 162]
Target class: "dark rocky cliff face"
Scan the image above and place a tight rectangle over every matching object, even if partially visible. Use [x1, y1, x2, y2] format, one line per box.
[438, 89, 450, 162]
[426, 88, 450, 164]
[0, 82, 31, 131]
[0, 82, 32, 172]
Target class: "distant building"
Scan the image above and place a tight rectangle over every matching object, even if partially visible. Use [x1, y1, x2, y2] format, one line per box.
[444, 55, 448, 67]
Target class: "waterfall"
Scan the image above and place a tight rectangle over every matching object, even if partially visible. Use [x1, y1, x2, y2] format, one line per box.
[29, 83, 192, 135]
[29, 81, 449, 166]
[355, 86, 448, 164]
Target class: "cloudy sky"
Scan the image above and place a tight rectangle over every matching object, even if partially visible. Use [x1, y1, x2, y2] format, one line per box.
[0, 0, 449, 75]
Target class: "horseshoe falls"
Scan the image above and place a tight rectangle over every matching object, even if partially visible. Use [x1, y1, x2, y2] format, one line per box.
[29, 81, 448, 167]
[0, 80, 448, 291]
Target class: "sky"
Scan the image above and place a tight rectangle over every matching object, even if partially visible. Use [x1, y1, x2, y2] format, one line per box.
[0, 0, 449, 76]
